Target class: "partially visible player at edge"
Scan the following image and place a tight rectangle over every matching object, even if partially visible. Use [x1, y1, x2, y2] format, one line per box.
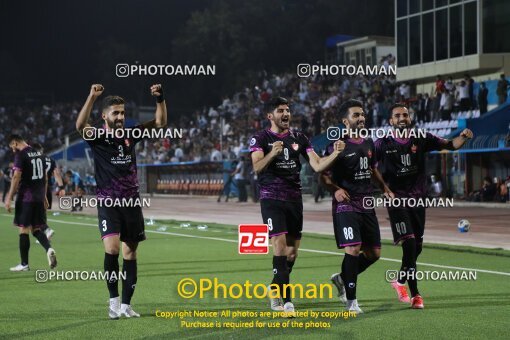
[320, 99, 393, 314]
[76, 83, 167, 319]
[250, 96, 345, 314]
[375, 103, 473, 309]
[32, 143, 66, 241]
[5, 135, 57, 272]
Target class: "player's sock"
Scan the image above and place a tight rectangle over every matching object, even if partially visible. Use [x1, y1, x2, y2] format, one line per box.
[271, 256, 290, 302]
[32, 230, 51, 252]
[415, 241, 423, 260]
[357, 253, 375, 275]
[401, 238, 419, 297]
[341, 254, 359, 300]
[19, 234, 30, 266]
[122, 259, 137, 305]
[287, 260, 295, 274]
[104, 253, 120, 298]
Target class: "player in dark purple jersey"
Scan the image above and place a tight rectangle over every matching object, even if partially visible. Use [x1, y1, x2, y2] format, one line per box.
[5, 135, 57, 272]
[32, 143, 66, 241]
[375, 103, 473, 309]
[320, 99, 393, 314]
[76, 83, 167, 319]
[250, 97, 345, 314]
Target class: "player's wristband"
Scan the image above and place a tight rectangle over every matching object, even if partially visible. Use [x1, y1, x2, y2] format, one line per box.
[156, 86, 165, 103]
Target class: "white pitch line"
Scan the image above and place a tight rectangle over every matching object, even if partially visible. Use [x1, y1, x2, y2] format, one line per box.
[3, 214, 509, 277]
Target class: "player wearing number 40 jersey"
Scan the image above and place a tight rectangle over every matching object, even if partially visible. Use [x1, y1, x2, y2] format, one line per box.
[76, 83, 167, 319]
[250, 97, 345, 315]
[5, 135, 57, 272]
[320, 99, 393, 314]
[375, 103, 473, 309]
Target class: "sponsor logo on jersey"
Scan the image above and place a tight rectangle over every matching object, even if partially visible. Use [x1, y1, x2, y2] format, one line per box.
[367, 150, 372, 158]
[411, 144, 417, 153]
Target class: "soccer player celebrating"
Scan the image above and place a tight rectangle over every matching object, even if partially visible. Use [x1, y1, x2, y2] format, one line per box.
[76, 83, 167, 319]
[32, 143, 66, 240]
[5, 135, 57, 272]
[320, 99, 392, 314]
[375, 103, 472, 309]
[250, 97, 345, 313]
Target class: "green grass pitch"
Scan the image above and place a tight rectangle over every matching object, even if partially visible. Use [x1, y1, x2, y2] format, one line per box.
[0, 209, 509, 339]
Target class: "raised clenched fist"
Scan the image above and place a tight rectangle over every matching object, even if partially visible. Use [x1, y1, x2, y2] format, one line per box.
[90, 84, 104, 98]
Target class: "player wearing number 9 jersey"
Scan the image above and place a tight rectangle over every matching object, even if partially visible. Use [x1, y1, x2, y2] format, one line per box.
[5, 135, 57, 272]
[319, 99, 392, 314]
[250, 97, 345, 314]
[375, 103, 473, 309]
[76, 83, 167, 319]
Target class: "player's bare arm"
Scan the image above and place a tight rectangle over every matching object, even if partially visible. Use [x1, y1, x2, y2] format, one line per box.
[76, 84, 104, 133]
[319, 173, 350, 202]
[251, 141, 283, 174]
[308, 140, 345, 172]
[372, 167, 394, 199]
[448, 128, 473, 150]
[142, 84, 167, 129]
[4, 169, 21, 213]
[53, 167, 66, 197]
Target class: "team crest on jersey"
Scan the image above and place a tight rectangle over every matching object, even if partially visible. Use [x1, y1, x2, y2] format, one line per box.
[291, 143, 299, 151]
[411, 144, 417, 153]
[367, 150, 372, 158]
[125, 139, 130, 148]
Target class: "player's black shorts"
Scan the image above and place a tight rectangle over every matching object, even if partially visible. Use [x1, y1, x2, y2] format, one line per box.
[97, 205, 146, 243]
[13, 201, 47, 229]
[260, 199, 303, 239]
[333, 211, 381, 248]
[388, 207, 426, 245]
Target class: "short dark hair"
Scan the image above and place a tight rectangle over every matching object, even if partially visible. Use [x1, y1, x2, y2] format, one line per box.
[388, 103, 408, 116]
[8, 134, 24, 144]
[65, 170, 73, 176]
[32, 143, 43, 152]
[101, 95, 125, 112]
[265, 96, 289, 114]
[338, 99, 363, 119]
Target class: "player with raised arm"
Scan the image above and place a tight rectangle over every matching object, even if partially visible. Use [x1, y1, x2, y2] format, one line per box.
[320, 99, 392, 314]
[5, 135, 57, 272]
[250, 96, 345, 314]
[32, 143, 65, 240]
[76, 83, 167, 319]
[375, 103, 473, 309]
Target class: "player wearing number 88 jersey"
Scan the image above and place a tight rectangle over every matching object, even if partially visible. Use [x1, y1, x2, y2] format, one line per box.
[251, 97, 345, 313]
[5, 135, 57, 272]
[320, 100, 393, 313]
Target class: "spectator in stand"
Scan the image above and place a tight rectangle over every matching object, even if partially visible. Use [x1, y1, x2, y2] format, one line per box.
[457, 80, 471, 111]
[434, 75, 446, 112]
[497, 74, 509, 105]
[440, 90, 453, 120]
[478, 82, 488, 115]
[465, 74, 475, 109]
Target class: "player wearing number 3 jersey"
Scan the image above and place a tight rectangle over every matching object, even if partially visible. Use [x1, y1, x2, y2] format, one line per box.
[320, 99, 392, 314]
[250, 97, 345, 315]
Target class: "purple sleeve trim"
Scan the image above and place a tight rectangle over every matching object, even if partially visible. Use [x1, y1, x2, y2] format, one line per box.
[306, 147, 314, 153]
[250, 147, 263, 152]
[12, 166, 22, 172]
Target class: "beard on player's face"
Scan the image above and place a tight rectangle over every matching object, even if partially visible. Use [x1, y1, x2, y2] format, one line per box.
[270, 113, 291, 131]
[104, 116, 124, 129]
[390, 116, 412, 131]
